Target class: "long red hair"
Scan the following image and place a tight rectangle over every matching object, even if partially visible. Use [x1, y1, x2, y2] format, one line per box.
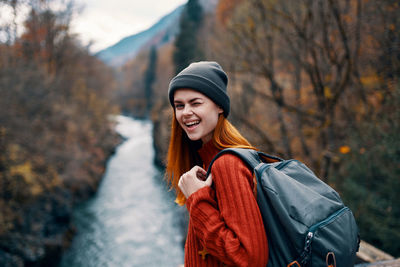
[166, 113, 255, 205]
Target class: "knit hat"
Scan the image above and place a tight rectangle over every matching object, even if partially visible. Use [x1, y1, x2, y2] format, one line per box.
[168, 61, 230, 117]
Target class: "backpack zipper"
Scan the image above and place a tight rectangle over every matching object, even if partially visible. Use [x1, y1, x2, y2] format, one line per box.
[297, 207, 349, 265]
[305, 206, 349, 245]
[308, 206, 349, 235]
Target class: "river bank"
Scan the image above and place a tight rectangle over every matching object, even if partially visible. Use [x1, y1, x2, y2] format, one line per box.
[0, 121, 120, 267]
[59, 116, 184, 266]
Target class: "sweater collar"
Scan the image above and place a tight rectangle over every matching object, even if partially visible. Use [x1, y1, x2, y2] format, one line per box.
[198, 140, 221, 170]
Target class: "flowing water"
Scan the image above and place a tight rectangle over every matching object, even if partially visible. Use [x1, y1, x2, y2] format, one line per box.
[60, 116, 184, 267]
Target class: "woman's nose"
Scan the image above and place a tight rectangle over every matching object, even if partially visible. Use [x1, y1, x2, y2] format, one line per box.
[183, 105, 193, 115]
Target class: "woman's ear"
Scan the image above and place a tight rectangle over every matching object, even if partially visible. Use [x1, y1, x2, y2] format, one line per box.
[218, 107, 224, 114]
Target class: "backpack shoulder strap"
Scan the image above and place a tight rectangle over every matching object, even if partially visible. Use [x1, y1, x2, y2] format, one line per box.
[206, 148, 282, 177]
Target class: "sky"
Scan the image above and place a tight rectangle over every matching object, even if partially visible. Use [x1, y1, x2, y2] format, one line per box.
[71, 0, 187, 53]
[0, 0, 187, 53]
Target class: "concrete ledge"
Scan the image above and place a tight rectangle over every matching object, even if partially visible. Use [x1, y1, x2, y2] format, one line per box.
[355, 259, 400, 267]
[357, 240, 395, 263]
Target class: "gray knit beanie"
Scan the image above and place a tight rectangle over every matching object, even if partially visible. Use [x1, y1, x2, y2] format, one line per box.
[168, 61, 230, 117]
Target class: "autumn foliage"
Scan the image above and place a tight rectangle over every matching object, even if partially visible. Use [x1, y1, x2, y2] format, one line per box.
[0, 1, 119, 264]
[126, 0, 400, 257]
[53, 0, 400, 258]
[215, 0, 244, 26]
[212, 0, 400, 256]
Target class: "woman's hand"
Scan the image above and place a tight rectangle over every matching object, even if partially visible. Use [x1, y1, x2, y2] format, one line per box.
[178, 166, 213, 199]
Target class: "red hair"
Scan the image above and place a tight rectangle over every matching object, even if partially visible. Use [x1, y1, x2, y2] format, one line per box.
[166, 113, 255, 205]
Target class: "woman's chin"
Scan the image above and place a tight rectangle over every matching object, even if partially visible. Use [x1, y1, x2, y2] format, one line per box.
[187, 134, 201, 141]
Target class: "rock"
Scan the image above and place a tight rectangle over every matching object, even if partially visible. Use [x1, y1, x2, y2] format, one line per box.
[0, 250, 24, 267]
[0, 233, 45, 263]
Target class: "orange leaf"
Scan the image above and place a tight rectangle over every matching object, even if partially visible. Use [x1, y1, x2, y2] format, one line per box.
[339, 146, 351, 154]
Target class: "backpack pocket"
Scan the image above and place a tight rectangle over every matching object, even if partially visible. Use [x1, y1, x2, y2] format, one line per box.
[307, 207, 359, 267]
[259, 164, 344, 228]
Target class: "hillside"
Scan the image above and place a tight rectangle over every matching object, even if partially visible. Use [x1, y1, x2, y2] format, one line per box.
[96, 0, 219, 67]
[96, 5, 184, 67]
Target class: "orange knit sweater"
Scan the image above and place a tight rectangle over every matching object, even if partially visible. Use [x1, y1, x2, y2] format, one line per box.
[184, 141, 269, 266]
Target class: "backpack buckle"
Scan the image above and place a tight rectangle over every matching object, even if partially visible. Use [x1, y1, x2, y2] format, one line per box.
[326, 252, 336, 267]
[287, 261, 301, 267]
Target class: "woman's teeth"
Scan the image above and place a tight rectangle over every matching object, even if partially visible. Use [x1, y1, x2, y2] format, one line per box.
[186, 121, 200, 127]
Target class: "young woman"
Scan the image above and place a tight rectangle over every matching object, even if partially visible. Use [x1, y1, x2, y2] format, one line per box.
[166, 61, 268, 266]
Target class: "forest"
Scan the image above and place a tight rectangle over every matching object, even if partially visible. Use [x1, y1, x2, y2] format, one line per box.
[0, 0, 399, 265]
[0, 0, 120, 265]
[125, 0, 400, 258]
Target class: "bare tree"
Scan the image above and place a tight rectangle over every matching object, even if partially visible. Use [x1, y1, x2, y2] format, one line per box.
[215, 0, 364, 178]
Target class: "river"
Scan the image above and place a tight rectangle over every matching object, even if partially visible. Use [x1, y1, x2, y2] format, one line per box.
[60, 116, 185, 267]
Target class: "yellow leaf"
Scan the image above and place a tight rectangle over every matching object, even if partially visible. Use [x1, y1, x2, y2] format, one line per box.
[10, 162, 34, 183]
[324, 86, 333, 99]
[9, 162, 44, 196]
[306, 109, 316, 116]
[360, 74, 380, 87]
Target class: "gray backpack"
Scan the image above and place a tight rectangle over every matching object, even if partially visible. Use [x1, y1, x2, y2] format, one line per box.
[207, 148, 360, 267]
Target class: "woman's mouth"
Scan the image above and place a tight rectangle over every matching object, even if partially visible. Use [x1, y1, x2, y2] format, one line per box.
[185, 120, 200, 130]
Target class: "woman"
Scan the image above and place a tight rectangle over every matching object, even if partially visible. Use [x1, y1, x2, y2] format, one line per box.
[166, 61, 268, 266]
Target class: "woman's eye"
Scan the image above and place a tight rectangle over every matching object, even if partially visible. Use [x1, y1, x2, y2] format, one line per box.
[192, 102, 201, 106]
[175, 104, 184, 109]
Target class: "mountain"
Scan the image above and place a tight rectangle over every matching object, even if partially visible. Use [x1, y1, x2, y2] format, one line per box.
[96, 5, 184, 67]
[95, 0, 219, 67]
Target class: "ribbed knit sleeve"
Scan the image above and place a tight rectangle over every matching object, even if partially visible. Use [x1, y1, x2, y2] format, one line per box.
[186, 154, 269, 267]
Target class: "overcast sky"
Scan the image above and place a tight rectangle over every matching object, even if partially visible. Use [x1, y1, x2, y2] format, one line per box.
[71, 0, 187, 52]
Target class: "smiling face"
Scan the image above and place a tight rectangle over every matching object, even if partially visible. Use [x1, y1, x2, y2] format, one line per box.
[174, 89, 223, 143]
